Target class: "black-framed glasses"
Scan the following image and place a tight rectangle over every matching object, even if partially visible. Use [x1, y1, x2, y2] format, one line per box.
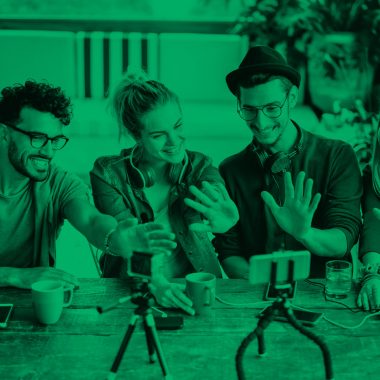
[237, 91, 290, 121]
[4, 123, 69, 150]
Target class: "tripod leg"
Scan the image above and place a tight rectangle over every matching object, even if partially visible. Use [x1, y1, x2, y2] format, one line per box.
[144, 313, 173, 380]
[256, 329, 267, 356]
[143, 318, 157, 363]
[107, 314, 139, 380]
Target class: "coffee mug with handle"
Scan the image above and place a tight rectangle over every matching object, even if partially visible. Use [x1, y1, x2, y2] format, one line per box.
[31, 280, 73, 324]
[185, 272, 216, 316]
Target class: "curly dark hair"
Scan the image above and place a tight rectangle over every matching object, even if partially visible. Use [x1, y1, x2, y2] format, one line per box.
[0, 80, 73, 126]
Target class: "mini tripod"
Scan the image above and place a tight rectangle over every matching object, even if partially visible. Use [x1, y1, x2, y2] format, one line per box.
[98, 281, 172, 380]
[235, 261, 335, 380]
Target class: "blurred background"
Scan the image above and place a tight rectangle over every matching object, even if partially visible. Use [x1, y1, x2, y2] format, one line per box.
[1, 0, 379, 276]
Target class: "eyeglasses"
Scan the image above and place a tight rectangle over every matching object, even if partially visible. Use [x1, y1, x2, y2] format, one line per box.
[237, 91, 290, 121]
[4, 123, 69, 150]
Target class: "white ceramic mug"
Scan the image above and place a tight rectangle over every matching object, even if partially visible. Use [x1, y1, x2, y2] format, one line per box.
[185, 272, 216, 316]
[32, 280, 73, 324]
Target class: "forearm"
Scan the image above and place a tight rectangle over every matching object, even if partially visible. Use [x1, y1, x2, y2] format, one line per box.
[297, 228, 347, 258]
[221, 256, 249, 279]
[80, 214, 117, 251]
[0, 267, 17, 287]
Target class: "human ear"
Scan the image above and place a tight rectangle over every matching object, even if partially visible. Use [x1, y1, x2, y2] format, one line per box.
[0, 123, 9, 142]
[288, 86, 299, 109]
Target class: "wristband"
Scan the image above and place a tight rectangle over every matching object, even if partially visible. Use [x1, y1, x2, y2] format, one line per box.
[363, 263, 380, 275]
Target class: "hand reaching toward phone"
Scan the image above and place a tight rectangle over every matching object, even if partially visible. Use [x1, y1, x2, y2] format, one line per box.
[111, 219, 177, 259]
[184, 182, 239, 233]
[149, 277, 195, 316]
[357, 276, 380, 311]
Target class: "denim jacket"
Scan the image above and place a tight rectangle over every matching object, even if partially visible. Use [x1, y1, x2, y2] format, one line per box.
[90, 148, 223, 278]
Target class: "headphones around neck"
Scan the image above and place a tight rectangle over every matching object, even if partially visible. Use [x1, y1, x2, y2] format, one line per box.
[251, 122, 304, 174]
[125, 145, 190, 188]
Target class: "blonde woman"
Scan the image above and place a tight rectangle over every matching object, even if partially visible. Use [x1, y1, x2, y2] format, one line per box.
[90, 71, 238, 314]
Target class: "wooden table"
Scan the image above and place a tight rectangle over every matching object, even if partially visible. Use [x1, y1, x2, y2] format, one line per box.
[0, 279, 379, 380]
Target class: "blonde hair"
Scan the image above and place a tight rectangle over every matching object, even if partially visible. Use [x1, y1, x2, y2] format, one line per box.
[110, 69, 180, 140]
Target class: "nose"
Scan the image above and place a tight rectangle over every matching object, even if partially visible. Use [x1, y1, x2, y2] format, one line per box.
[167, 131, 182, 146]
[251, 109, 271, 131]
[39, 140, 54, 157]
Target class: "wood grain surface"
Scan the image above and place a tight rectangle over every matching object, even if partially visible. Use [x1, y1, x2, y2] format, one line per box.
[0, 279, 378, 380]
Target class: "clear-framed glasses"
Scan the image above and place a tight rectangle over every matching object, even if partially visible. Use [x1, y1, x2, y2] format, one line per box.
[237, 91, 290, 121]
[4, 123, 69, 150]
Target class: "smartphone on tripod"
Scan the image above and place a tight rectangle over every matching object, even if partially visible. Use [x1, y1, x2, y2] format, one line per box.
[249, 250, 311, 285]
[127, 251, 153, 280]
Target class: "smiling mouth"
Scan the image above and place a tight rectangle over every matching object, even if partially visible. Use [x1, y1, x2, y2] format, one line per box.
[163, 146, 181, 154]
[254, 125, 278, 135]
[30, 157, 50, 170]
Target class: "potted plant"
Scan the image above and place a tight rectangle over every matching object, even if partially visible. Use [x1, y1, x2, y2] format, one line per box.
[231, 0, 380, 112]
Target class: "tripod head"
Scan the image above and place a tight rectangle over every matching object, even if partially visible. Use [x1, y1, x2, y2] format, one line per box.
[97, 278, 155, 314]
[129, 278, 155, 310]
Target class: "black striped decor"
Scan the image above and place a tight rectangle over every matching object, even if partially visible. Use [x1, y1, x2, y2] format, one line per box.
[81, 34, 149, 98]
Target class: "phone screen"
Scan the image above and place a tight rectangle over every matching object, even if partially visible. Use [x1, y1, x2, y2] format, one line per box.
[0, 305, 14, 327]
[258, 306, 323, 326]
[154, 316, 184, 330]
[291, 309, 323, 323]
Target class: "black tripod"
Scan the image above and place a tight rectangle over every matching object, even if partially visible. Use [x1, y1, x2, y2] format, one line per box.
[236, 261, 335, 380]
[98, 281, 172, 380]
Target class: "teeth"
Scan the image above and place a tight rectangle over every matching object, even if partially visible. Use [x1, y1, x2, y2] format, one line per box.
[164, 148, 179, 154]
[31, 158, 49, 169]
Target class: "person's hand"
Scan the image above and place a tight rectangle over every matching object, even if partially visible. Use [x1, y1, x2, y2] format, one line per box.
[149, 278, 195, 316]
[357, 276, 380, 311]
[184, 182, 239, 233]
[8, 267, 79, 289]
[111, 219, 177, 259]
[261, 171, 321, 241]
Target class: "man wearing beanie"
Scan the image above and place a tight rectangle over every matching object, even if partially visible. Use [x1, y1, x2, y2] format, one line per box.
[214, 46, 362, 279]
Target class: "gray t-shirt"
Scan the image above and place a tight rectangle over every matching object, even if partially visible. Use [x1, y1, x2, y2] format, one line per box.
[0, 165, 89, 268]
[0, 183, 34, 267]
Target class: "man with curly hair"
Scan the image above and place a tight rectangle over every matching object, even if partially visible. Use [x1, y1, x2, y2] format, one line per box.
[0, 80, 176, 289]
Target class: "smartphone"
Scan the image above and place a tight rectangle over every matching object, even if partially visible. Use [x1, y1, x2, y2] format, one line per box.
[0, 304, 14, 328]
[154, 316, 184, 330]
[127, 251, 153, 280]
[249, 250, 311, 285]
[264, 281, 297, 300]
[257, 306, 323, 327]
